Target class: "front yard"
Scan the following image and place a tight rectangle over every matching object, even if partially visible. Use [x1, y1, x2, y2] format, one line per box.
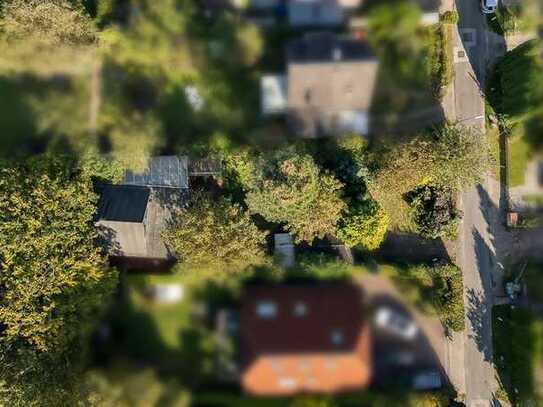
[493, 304, 543, 405]
[507, 125, 534, 187]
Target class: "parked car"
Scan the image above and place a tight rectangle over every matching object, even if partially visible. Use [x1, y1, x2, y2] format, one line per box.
[481, 0, 497, 14]
[412, 370, 442, 390]
[375, 307, 419, 340]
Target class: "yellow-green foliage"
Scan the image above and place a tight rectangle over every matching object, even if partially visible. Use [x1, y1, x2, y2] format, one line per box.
[245, 150, 345, 243]
[0, 0, 97, 76]
[369, 125, 488, 232]
[337, 200, 389, 250]
[163, 195, 268, 269]
[0, 156, 117, 352]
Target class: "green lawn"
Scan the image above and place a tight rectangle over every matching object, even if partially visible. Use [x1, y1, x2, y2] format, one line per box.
[493, 304, 543, 405]
[107, 273, 224, 383]
[508, 126, 531, 187]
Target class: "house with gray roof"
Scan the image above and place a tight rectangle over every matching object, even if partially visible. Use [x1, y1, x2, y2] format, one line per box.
[261, 32, 379, 137]
[288, 0, 363, 27]
[95, 156, 190, 269]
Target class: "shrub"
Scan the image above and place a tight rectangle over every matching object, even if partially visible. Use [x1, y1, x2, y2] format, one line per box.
[406, 184, 461, 239]
[163, 195, 268, 268]
[440, 11, 459, 25]
[431, 264, 465, 332]
[429, 23, 453, 99]
[336, 200, 389, 250]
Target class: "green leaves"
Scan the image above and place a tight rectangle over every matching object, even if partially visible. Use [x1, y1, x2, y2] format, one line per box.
[244, 150, 345, 243]
[163, 195, 268, 269]
[0, 155, 117, 352]
[336, 200, 389, 250]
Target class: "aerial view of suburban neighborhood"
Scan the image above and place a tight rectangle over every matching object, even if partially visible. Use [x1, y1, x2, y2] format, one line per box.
[0, 0, 542, 406]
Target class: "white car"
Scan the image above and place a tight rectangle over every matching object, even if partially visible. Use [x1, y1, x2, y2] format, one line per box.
[481, 0, 497, 14]
[375, 307, 419, 340]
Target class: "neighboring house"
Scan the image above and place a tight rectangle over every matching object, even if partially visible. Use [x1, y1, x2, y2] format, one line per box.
[261, 32, 379, 137]
[94, 156, 189, 270]
[288, 0, 363, 27]
[415, 0, 441, 25]
[240, 283, 371, 395]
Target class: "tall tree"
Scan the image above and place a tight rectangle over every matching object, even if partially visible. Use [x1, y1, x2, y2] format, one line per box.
[0, 155, 117, 405]
[244, 149, 345, 243]
[163, 195, 268, 268]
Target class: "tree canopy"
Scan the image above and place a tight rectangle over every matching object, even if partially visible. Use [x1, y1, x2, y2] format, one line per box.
[243, 149, 346, 243]
[0, 155, 117, 405]
[336, 200, 389, 250]
[163, 195, 268, 269]
[369, 125, 488, 232]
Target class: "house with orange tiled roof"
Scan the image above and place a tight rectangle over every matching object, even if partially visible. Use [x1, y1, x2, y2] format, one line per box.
[239, 283, 371, 396]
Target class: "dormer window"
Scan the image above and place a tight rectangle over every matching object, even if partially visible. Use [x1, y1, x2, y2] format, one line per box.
[330, 329, 344, 345]
[256, 301, 277, 318]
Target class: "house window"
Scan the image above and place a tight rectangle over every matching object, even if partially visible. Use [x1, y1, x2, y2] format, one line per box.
[278, 377, 297, 389]
[256, 301, 277, 318]
[330, 329, 344, 345]
[293, 301, 308, 317]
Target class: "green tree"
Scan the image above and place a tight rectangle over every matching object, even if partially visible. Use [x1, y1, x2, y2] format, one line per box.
[245, 150, 345, 243]
[163, 195, 268, 268]
[369, 125, 488, 232]
[83, 366, 191, 407]
[0, 155, 117, 405]
[337, 199, 389, 250]
[406, 184, 461, 239]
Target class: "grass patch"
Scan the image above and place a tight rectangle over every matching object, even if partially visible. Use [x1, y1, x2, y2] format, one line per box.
[493, 304, 543, 405]
[487, 125, 501, 179]
[523, 193, 543, 206]
[507, 126, 531, 187]
[104, 272, 232, 385]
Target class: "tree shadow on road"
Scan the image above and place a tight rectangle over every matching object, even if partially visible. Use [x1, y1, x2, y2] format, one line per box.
[466, 285, 493, 363]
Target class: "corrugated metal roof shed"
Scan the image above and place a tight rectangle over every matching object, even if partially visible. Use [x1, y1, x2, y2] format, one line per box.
[123, 156, 189, 188]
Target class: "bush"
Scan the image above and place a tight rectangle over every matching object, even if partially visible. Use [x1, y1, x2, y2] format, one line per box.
[336, 199, 389, 250]
[406, 184, 461, 239]
[163, 195, 268, 268]
[440, 11, 459, 25]
[429, 23, 453, 99]
[431, 264, 465, 332]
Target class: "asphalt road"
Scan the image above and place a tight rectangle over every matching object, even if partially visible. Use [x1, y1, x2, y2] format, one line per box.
[453, 1, 507, 405]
